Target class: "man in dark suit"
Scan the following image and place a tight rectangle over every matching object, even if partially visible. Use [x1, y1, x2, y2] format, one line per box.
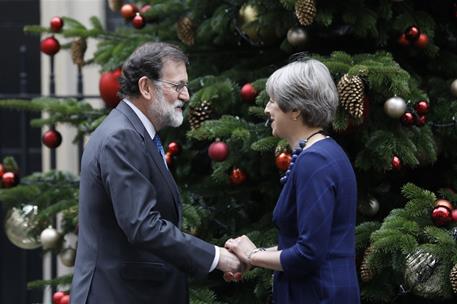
[70, 42, 243, 304]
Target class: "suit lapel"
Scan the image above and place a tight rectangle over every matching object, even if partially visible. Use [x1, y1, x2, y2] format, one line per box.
[115, 101, 182, 224]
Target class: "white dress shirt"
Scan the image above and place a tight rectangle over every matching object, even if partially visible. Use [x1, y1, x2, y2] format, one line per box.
[124, 99, 220, 272]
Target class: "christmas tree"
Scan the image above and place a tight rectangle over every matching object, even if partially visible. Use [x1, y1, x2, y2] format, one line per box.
[1, 0, 457, 303]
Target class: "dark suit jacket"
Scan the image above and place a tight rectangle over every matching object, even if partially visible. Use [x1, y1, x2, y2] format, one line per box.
[70, 101, 215, 304]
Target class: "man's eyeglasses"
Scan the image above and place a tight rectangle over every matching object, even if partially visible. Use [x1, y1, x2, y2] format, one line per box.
[156, 79, 189, 94]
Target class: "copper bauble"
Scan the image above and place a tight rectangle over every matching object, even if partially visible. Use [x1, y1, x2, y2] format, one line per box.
[40, 36, 60, 56]
[120, 3, 137, 20]
[132, 13, 145, 29]
[240, 83, 257, 103]
[275, 152, 292, 171]
[230, 168, 247, 185]
[208, 141, 229, 161]
[50, 16, 64, 32]
[167, 142, 181, 156]
[42, 129, 62, 148]
[99, 68, 122, 108]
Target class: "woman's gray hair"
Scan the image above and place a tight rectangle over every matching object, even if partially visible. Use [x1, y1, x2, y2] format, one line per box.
[265, 59, 339, 128]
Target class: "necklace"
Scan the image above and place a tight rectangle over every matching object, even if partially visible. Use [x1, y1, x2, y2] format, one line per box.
[280, 130, 326, 185]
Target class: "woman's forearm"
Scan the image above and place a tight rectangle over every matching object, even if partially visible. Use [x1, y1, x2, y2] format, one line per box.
[250, 249, 283, 271]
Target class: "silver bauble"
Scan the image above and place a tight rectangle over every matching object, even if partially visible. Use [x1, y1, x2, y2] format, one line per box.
[404, 248, 452, 299]
[59, 248, 76, 267]
[40, 226, 60, 250]
[451, 79, 457, 97]
[107, 0, 123, 12]
[384, 96, 407, 118]
[4, 205, 41, 249]
[287, 27, 307, 47]
[358, 196, 380, 217]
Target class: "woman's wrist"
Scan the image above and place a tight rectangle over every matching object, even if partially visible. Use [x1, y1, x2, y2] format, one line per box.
[247, 247, 265, 265]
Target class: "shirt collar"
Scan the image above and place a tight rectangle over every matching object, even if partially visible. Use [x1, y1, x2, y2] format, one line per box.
[123, 99, 156, 141]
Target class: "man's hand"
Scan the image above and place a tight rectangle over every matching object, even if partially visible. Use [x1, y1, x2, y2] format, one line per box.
[216, 247, 244, 273]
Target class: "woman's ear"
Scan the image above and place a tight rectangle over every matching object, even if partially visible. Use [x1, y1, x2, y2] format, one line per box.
[138, 76, 153, 100]
[291, 109, 301, 121]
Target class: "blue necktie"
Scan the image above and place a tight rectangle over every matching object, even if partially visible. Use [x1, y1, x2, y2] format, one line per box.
[152, 134, 167, 167]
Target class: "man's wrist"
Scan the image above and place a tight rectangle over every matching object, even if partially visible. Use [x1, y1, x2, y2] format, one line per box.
[247, 247, 265, 265]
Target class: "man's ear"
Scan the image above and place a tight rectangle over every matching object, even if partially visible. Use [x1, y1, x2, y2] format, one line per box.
[138, 76, 154, 100]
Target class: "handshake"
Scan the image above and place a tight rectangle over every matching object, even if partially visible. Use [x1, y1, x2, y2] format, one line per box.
[216, 235, 258, 282]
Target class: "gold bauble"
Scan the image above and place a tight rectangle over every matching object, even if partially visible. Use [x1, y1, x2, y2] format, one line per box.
[450, 79, 457, 97]
[4, 205, 41, 249]
[239, 4, 258, 24]
[59, 248, 76, 267]
[287, 27, 307, 47]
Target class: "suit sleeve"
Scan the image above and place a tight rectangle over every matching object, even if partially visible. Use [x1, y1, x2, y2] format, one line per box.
[99, 129, 215, 277]
[279, 152, 336, 277]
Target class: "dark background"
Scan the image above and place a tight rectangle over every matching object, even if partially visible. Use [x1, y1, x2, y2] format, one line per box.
[0, 0, 43, 303]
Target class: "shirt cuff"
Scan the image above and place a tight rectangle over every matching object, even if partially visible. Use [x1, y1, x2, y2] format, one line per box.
[209, 246, 220, 272]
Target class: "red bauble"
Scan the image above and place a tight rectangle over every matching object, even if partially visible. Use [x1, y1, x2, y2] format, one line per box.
[415, 100, 429, 115]
[434, 198, 453, 210]
[275, 152, 292, 171]
[52, 291, 65, 304]
[415, 115, 427, 127]
[50, 16, 64, 32]
[240, 83, 257, 103]
[99, 68, 122, 108]
[0, 163, 4, 178]
[452, 209, 457, 222]
[42, 129, 62, 148]
[404, 25, 421, 42]
[2, 172, 18, 188]
[40, 36, 60, 56]
[391, 155, 401, 170]
[229, 168, 247, 185]
[59, 295, 70, 304]
[140, 4, 151, 15]
[400, 112, 415, 126]
[208, 141, 229, 162]
[398, 34, 410, 47]
[165, 152, 173, 167]
[431, 206, 452, 226]
[132, 13, 145, 29]
[120, 3, 138, 20]
[414, 33, 429, 48]
[167, 142, 181, 156]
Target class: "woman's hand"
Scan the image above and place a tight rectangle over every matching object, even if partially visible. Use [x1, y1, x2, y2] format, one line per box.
[224, 235, 257, 265]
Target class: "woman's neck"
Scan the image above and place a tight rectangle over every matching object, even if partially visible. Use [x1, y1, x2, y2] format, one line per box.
[288, 127, 325, 150]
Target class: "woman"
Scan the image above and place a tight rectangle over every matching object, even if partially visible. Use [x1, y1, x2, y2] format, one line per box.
[225, 59, 360, 303]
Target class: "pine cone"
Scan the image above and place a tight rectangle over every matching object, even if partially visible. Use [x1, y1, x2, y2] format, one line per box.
[71, 38, 87, 67]
[360, 246, 375, 283]
[295, 0, 316, 26]
[450, 264, 457, 294]
[188, 100, 212, 129]
[337, 74, 365, 118]
[177, 16, 195, 46]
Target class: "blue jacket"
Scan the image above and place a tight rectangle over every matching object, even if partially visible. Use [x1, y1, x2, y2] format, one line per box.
[273, 138, 360, 303]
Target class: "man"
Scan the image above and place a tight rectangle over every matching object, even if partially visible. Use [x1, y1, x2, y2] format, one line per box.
[71, 42, 243, 304]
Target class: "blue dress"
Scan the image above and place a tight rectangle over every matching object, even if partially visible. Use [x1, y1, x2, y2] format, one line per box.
[272, 138, 360, 304]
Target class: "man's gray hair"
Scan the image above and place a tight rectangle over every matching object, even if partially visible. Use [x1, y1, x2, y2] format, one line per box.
[266, 59, 339, 127]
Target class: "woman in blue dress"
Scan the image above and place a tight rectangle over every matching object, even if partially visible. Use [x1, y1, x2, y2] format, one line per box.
[225, 58, 360, 304]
